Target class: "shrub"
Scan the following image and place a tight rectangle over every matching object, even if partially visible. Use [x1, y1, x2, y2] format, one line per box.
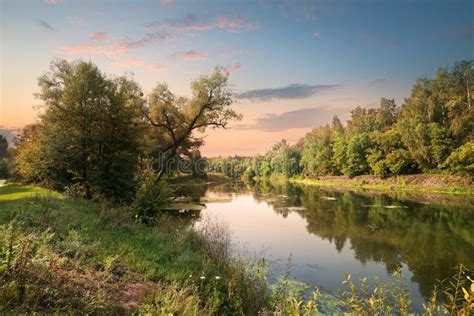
[133, 171, 170, 219]
[442, 141, 474, 176]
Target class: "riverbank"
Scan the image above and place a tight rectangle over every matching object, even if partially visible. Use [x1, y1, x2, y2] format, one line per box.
[0, 184, 266, 314]
[290, 174, 473, 194]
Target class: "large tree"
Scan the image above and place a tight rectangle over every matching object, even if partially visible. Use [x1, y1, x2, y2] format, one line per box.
[21, 59, 145, 200]
[144, 66, 241, 181]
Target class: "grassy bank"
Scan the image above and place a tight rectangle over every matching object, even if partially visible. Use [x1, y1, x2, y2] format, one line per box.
[290, 174, 473, 195]
[0, 184, 266, 314]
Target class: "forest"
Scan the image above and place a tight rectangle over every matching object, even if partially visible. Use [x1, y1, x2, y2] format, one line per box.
[207, 61, 473, 182]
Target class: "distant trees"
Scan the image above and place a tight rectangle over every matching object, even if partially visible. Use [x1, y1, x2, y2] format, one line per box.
[208, 60, 473, 180]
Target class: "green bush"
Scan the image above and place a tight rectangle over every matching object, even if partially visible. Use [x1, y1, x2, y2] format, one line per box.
[133, 171, 170, 219]
[442, 141, 474, 176]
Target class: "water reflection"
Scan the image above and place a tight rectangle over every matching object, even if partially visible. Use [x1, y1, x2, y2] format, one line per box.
[193, 180, 474, 309]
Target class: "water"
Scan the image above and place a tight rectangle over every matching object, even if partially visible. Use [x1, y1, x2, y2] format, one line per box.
[192, 180, 474, 312]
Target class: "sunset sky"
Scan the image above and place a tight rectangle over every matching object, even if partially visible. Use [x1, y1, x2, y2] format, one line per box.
[1, 0, 473, 156]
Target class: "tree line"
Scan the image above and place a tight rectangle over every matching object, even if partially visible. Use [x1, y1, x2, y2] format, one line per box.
[207, 60, 473, 180]
[2, 59, 473, 203]
[6, 59, 240, 207]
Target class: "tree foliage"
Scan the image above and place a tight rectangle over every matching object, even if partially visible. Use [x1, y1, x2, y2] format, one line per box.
[14, 60, 143, 200]
[145, 66, 241, 181]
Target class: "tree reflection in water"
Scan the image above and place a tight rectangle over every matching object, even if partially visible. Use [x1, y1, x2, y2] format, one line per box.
[247, 180, 474, 300]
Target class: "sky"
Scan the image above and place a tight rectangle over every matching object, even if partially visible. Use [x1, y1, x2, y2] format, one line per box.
[1, 0, 473, 156]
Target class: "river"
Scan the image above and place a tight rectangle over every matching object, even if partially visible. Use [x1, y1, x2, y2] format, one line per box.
[189, 180, 474, 312]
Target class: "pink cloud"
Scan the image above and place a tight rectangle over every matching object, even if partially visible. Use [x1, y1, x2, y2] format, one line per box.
[227, 62, 241, 73]
[160, 0, 173, 5]
[147, 64, 167, 72]
[116, 58, 146, 68]
[90, 32, 109, 41]
[56, 31, 170, 63]
[177, 50, 207, 61]
[55, 44, 101, 55]
[55, 43, 128, 58]
[313, 31, 320, 37]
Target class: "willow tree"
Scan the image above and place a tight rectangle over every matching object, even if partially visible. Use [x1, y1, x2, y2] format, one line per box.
[145, 66, 241, 180]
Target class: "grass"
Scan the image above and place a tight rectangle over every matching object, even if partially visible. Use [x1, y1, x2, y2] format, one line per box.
[0, 184, 60, 200]
[290, 174, 474, 195]
[0, 185, 267, 314]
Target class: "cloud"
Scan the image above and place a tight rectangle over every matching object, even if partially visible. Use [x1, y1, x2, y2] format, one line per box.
[175, 50, 208, 61]
[147, 64, 167, 73]
[55, 44, 101, 55]
[147, 14, 259, 33]
[121, 32, 171, 49]
[38, 19, 55, 31]
[116, 58, 146, 69]
[227, 62, 241, 73]
[235, 107, 350, 132]
[55, 43, 128, 58]
[90, 32, 109, 41]
[312, 31, 320, 37]
[236, 84, 340, 102]
[160, 0, 173, 4]
[56, 31, 170, 58]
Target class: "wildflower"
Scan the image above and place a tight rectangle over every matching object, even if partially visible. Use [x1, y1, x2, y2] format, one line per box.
[200, 276, 206, 280]
[215, 276, 221, 280]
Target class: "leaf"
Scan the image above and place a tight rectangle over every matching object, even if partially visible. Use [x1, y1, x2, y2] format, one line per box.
[462, 287, 469, 300]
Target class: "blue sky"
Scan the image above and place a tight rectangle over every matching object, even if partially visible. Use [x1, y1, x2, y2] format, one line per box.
[1, 0, 473, 156]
